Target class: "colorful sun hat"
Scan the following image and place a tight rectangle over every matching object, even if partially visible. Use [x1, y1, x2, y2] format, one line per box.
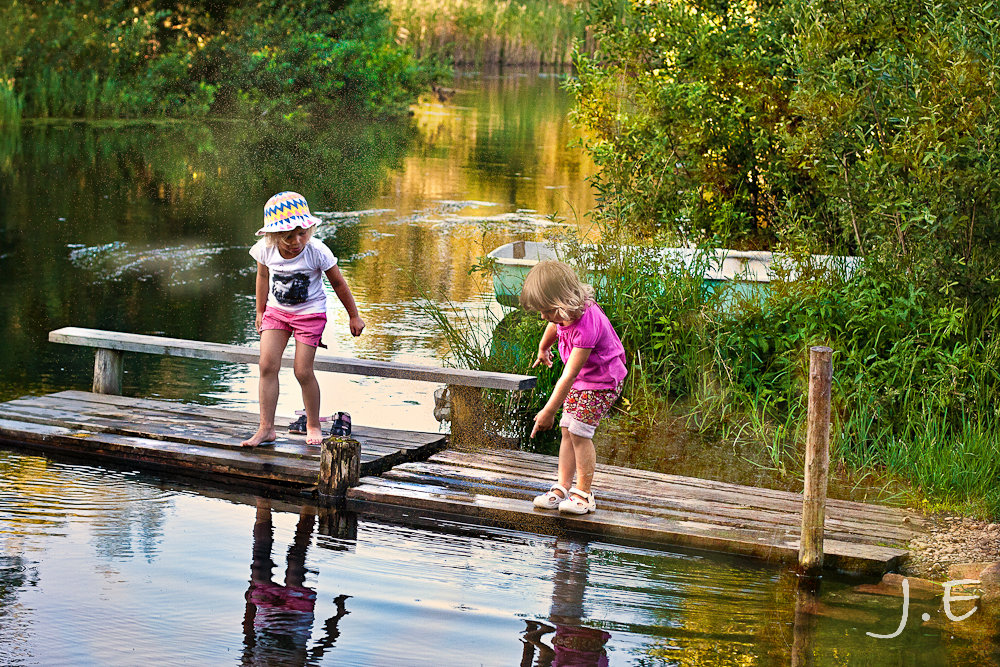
[256, 191, 322, 235]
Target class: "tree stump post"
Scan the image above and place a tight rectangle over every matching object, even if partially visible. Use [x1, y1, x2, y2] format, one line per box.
[318, 436, 360, 498]
[93, 349, 123, 395]
[800, 346, 833, 574]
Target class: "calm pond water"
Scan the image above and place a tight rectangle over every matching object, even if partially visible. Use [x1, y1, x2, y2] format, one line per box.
[0, 71, 994, 665]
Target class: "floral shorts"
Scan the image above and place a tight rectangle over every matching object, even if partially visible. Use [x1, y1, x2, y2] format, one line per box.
[559, 383, 623, 438]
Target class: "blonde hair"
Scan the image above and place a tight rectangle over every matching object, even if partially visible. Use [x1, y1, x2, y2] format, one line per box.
[264, 225, 314, 248]
[519, 260, 595, 322]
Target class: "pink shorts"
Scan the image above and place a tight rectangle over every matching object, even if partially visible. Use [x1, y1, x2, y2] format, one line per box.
[260, 307, 327, 348]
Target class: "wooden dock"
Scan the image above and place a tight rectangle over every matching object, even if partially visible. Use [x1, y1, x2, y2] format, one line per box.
[351, 448, 922, 575]
[0, 391, 446, 483]
[0, 391, 923, 575]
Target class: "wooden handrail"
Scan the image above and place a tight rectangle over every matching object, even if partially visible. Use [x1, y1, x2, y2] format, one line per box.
[50, 327, 536, 394]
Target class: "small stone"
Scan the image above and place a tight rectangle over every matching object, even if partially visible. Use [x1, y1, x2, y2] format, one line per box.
[980, 562, 1000, 587]
[948, 563, 991, 581]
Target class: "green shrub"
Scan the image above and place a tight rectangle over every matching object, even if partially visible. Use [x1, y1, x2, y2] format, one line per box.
[0, 0, 428, 121]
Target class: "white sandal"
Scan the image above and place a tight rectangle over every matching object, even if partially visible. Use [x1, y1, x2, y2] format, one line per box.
[533, 484, 569, 510]
[558, 487, 597, 515]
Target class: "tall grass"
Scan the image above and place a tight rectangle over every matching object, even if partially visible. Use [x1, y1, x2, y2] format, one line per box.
[383, 0, 589, 66]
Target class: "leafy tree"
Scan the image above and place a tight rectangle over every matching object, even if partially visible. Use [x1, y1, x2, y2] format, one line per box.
[785, 0, 1000, 301]
[1, 0, 429, 120]
[570, 0, 797, 247]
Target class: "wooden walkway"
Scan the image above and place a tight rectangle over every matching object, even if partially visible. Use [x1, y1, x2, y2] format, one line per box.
[349, 449, 922, 575]
[0, 391, 923, 574]
[0, 391, 446, 483]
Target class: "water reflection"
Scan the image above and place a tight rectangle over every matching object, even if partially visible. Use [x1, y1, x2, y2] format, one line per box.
[0, 71, 595, 421]
[0, 447, 994, 665]
[0, 117, 414, 404]
[242, 499, 351, 666]
[522, 539, 611, 667]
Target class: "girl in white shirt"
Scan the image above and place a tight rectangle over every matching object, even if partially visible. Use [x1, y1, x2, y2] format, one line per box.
[242, 192, 364, 447]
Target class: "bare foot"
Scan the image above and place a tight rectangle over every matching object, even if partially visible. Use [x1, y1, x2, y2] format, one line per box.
[241, 428, 277, 447]
[305, 425, 323, 446]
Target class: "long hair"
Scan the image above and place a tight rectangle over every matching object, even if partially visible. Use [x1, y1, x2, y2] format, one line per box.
[519, 260, 595, 322]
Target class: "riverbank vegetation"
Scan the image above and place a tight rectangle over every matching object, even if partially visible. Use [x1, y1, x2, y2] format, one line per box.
[442, 0, 1000, 518]
[383, 0, 588, 67]
[0, 0, 430, 122]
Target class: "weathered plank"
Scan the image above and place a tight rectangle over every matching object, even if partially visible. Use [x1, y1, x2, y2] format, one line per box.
[347, 477, 908, 575]
[379, 463, 918, 545]
[50, 327, 536, 390]
[432, 448, 923, 527]
[1, 393, 441, 463]
[0, 393, 447, 480]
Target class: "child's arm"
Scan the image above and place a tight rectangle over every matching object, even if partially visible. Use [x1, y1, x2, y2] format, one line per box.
[532, 323, 559, 368]
[325, 265, 365, 337]
[254, 263, 269, 332]
[531, 346, 592, 438]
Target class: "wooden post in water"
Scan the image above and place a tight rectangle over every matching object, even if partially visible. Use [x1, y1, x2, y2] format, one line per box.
[93, 349, 123, 395]
[318, 436, 360, 498]
[799, 346, 833, 574]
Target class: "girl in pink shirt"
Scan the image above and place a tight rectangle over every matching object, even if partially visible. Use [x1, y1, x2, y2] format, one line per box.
[520, 260, 627, 515]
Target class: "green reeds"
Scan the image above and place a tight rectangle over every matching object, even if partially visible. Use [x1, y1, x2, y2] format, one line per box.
[384, 0, 587, 66]
[18, 68, 132, 119]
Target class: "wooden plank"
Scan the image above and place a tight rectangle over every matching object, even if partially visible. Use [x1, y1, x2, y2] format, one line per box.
[428, 449, 920, 535]
[385, 460, 916, 545]
[49, 327, 536, 390]
[431, 448, 922, 527]
[48, 391, 448, 448]
[347, 477, 907, 574]
[8, 393, 446, 460]
[0, 416, 316, 482]
[0, 398, 444, 479]
[379, 463, 916, 545]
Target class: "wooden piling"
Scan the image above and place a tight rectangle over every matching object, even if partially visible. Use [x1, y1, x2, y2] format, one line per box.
[318, 436, 360, 498]
[92, 349, 123, 395]
[799, 346, 833, 574]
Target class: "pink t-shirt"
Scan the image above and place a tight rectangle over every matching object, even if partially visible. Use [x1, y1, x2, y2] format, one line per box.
[556, 302, 627, 390]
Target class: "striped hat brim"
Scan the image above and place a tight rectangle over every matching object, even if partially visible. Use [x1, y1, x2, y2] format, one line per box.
[255, 213, 322, 235]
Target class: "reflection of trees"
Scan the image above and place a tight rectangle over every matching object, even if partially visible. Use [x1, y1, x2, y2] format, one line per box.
[404, 71, 596, 223]
[0, 451, 171, 561]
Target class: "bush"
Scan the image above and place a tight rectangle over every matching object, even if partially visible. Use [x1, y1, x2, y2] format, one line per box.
[571, 0, 1000, 302]
[0, 0, 429, 120]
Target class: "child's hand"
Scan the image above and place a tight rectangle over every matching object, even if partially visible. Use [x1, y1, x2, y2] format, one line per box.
[532, 347, 553, 368]
[255, 312, 264, 333]
[349, 315, 365, 337]
[531, 409, 555, 438]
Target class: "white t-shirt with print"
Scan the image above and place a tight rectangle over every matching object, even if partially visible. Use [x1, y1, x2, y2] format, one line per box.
[249, 238, 337, 315]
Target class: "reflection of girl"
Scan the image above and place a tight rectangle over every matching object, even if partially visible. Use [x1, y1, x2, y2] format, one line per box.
[522, 539, 612, 667]
[243, 500, 317, 665]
